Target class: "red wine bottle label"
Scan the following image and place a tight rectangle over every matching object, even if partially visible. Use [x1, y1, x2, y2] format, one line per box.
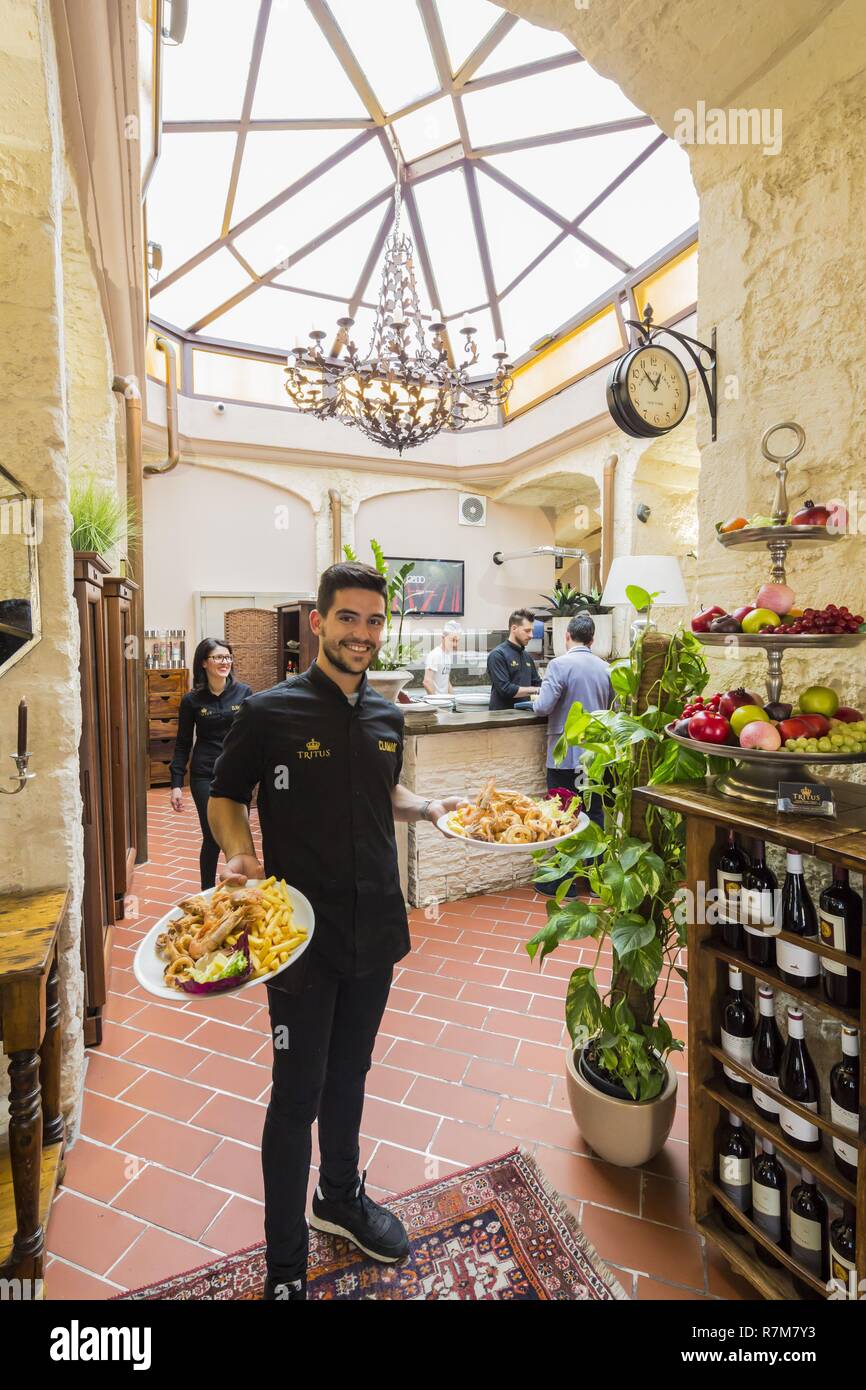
[819, 912, 848, 977]
[791, 1211, 823, 1254]
[780, 1101, 819, 1144]
[720, 1154, 749, 1185]
[721, 1029, 752, 1082]
[775, 938, 820, 980]
[752, 1181, 781, 1217]
[718, 871, 743, 922]
[830, 1098, 858, 1167]
[752, 1069, 780, 1116]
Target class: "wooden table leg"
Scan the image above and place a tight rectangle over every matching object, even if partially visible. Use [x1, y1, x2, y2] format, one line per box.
[39, 955, 65, 1147]
[6, 1049, 44, 1277]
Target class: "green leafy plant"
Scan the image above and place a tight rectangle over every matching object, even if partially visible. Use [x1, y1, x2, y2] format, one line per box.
[526, 589, 711, 1101]
[69, 476, 137, 563]
[343, 539, 420, 671]
[540, 581, 611, 616]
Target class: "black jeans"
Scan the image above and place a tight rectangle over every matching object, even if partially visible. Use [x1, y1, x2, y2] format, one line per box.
[262, 953, 393, 1281]
[190, 774, 221, 890]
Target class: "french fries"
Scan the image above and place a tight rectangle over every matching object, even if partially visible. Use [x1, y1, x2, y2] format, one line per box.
[243, 876, 308, 980]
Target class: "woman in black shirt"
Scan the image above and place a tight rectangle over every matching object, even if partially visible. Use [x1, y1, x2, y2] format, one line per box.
[169, 639, 252, 888]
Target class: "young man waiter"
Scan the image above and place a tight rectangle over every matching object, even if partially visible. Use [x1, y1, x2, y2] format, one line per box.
[208, 562, 463, 1301]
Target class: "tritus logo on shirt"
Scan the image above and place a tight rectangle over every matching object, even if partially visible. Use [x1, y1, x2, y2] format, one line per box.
[378, 738, 397, 753]
[297, 737, 330, 759]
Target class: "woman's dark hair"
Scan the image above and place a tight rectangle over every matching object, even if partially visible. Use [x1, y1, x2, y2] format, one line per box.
[316, 561, 387, 616]
[193, 637, 233, 689]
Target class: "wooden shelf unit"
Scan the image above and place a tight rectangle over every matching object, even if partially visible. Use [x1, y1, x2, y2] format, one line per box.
[635, 779, 866, 1301]
[146, 667, 188, 786]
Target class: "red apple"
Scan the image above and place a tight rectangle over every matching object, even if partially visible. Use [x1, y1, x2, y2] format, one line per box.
[835, 707, 863, 722]
[731, 605, 756, 624]
[799, 714, 831, 737]
[755, 582, 796, 615]
[688, 711, 732, 745]
[719, 687, 764, 719]
[779, 718, 809, 741]
[739, 721, 782, 750]
[691, 605, 727, 633]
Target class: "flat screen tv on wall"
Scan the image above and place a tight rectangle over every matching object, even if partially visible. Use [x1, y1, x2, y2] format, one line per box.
[384, 558, 465, 616]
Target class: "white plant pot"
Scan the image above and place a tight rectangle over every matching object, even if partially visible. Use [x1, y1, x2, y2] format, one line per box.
[551, 617, 570, 656]
[367, 668, 412, 703]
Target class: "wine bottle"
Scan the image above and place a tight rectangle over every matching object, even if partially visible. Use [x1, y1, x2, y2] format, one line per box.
[717, 829, 750, 948]
[790, 1168, 829, 1296]
[829, 1203, 857, 1295]
[818, 866, 862, 1009]
[830, 1027, 860, 1185]
[751, 1138, 787, 1266]
[721, 966, 755, 1098]
[751, 984, 783, 1123]
[718, 1111, 752, 1230]
[779, 1006, 821, 1152]
[776, 852, 820, 990]
[742, 840, 779, 967]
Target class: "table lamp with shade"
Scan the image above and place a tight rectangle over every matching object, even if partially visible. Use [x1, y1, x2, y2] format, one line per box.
[601, 555, 688, 645]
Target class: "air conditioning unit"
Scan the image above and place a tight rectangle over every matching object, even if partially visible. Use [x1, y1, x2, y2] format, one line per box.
[458, 493, 487, 527]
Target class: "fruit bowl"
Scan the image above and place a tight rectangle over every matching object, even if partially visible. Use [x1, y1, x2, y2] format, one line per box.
[694, 631, 866, 649]
[665, 722, 866, 805]
[716, 524, 841, 549]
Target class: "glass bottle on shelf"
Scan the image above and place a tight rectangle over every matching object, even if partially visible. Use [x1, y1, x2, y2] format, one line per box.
[776, 852, 820, 990]
[829, 1203, 857, 1295]
[751, 984, 783, 1124]
[829, 1026, 860, 1185]
[751, 1138, 787, 1267]
[789, 1168, 829, 1296]
[778, 1006, 821, 1152]
[721, 966, 755, 1099]
[742, 840, 779, 967]
[717, 829, 750, 949]
[717, 1111, 752, 1230]
[818, 866, 862, 1009]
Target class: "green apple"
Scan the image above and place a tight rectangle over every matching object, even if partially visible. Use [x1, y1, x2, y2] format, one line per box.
[741, 608, 781, 633]
[730, 704, 770, 736]
[799, 685, 839, 717]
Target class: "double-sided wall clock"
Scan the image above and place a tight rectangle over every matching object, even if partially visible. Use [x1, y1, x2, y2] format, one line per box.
[607, 304, 718, 440]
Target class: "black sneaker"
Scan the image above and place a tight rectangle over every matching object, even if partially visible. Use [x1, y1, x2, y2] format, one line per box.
[310, 1172, 409, 1264]
[262, 1275, 306, 1300]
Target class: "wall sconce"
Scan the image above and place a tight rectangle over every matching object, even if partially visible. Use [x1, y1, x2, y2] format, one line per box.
[1, 698, 34, 795]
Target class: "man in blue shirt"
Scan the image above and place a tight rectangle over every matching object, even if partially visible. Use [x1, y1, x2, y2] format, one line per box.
[532, 612, 614, 828]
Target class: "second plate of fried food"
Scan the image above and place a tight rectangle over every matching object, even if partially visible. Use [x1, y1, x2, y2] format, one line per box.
[133, 876, 315, 1001]
[437, 780, 588, 851]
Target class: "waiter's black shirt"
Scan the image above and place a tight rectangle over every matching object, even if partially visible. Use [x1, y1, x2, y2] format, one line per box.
[209, 661, 409, 983]
[170, 678, 252, 788]
[487, 640, 540, 710]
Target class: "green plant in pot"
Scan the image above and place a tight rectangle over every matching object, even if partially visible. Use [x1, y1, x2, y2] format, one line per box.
[343, 540, 420, 697]
[69, 476, 138, 574]
[541, 582, 614, 658]
[526, 582, 710, 1166]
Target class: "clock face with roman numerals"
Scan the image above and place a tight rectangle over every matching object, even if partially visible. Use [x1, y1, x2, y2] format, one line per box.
[606, 342, 691, 438]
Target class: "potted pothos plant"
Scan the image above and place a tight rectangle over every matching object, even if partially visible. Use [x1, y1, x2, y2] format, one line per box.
[343, 539, 420, 700]
[541, 582, 614, 658]
[527, 581, 710, 1166]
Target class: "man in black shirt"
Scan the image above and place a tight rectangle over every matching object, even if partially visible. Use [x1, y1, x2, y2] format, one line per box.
[487, 608, 541, 710]
[208, 562, 463, 1302]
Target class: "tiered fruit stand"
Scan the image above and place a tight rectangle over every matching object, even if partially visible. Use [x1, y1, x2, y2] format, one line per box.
[667, 422, 866, 804]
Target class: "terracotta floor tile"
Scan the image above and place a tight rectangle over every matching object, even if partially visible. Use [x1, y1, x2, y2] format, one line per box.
[191, 1092, 267, 1147]
[404, 1075, 500, 1127]
[495, 1096, 586, 1152]
[201, 1196, 265, 1254]
[642, 1172, 694, 1231]
[383, 1039, 468, 1083]
[437, 1023, 518, 1064]
[414, 939, 483, 965]
[393, 969, 462, 999]
[184, 1018, 266, 1061]
[365, 1142, 459, 1196]
[108, 1227, 212, 1291]
[463, 1058, 552, 1106]
[379, 1008, 445, 1045]
[432, 1120, 515, 1169]
[181, 994, 264, 1029]
[535, 1146, 639, 1214]
[120, 1070, 215, 1122]
[436, 958, 507, 986]
[45, 1191, 145, 1276]
[637, 1275, 713, 1300]
[484, 1008, 564, 1047]
[579, 1205, 706, 1290]
[386, 986, 421, 1013]
[61, 1139, 137, 1204]
[366, 1064, 413, 1103]
[44, 1258, 124, 1301]
[121, 1033, 211, 1079]
[84, 1052, 146, 1099]
[96, 1021, 145, 1060]
[360, 1096, 439, 1151]
[187, 1052, 272, 1100]
[641, 1138, 690, 1186]
[79, 1092, 146, 1147]
[410, 994, 489, 1028]
[111, 1165, 228, 1241]
[102, 993, 146, 1026]
[458, 981, 533, 1013]
[515, 1039, 566, 1076]
[195, 1139, 265, 1202]
[120, 1112, 221, 1175]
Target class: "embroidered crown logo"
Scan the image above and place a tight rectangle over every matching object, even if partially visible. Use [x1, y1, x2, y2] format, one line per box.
[306, 738, 321, 752]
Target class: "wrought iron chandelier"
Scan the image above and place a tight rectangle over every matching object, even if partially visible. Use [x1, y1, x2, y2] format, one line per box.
[284, 167, 513, 454]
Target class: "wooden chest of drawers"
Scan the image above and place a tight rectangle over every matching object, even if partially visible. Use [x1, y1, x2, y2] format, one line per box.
[147, 669, 188, 786]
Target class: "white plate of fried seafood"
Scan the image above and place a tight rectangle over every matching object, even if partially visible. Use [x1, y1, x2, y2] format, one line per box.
[438, 779, 588, 850]
[133, 877, 315, 1001]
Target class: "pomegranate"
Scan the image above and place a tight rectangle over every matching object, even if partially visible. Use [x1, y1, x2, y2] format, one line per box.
[719, 687, 764, 720]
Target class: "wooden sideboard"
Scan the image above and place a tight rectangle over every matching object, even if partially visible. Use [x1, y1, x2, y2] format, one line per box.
[147, 667, 188, 787]
[276, 601, 316, 679]
[0, 889, 69, 1283]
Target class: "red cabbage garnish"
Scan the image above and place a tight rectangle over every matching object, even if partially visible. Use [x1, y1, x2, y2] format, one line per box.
[179, 931, 253, 994]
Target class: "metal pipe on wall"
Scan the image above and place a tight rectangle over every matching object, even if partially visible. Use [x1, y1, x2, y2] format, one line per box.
[112, 375, 148, 864]
[601, 452, 618, 587]
[329, 489, 342, 564]
[143, 336, 180, 476]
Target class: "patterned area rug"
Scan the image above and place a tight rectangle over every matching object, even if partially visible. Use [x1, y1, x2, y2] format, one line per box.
[118, 1149, 628, 1301]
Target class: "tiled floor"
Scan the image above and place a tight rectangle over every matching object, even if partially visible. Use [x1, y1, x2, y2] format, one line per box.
[44, 790, 753, 1301]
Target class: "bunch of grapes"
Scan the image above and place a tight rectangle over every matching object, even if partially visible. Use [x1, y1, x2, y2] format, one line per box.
[785, 720, 866, 754]
[681, 692, 722, 718]
[763, 605, 865, 635]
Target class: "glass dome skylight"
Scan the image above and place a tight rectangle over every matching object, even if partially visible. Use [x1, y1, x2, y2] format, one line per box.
[147, 0, 698, 367]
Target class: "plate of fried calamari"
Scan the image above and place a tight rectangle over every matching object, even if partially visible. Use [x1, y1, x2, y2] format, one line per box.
[438, 779, 588, 850]
[133, 877, 315, 1001]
